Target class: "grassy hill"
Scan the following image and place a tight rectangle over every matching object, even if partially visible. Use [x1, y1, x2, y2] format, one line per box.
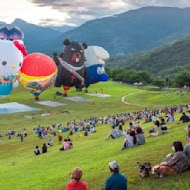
[0, 81, 189, 190]
[107, 36, 190, 77]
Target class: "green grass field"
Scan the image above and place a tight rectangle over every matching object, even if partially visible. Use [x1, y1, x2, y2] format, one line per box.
[0, 81, 189, 190]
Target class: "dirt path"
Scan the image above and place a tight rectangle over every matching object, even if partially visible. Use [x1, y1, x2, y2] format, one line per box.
[121, 90, 144, 106]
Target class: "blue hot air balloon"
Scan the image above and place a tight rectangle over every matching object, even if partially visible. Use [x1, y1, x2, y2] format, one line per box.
[84, 46, 109, 91]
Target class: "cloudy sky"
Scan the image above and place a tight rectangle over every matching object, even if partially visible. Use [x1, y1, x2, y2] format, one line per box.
[0, 0, 190, 26]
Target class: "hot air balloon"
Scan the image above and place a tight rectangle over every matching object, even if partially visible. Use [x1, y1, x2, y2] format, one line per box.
[54, 39, 87, 96]
[18, 53, 57, 100]
[84, 46, 109, 92]
[0, 25, 24, 41]
[0, 40, 25, 97]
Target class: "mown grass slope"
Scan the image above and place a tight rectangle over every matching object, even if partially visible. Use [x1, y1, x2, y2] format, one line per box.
[0, 81, 189, 190]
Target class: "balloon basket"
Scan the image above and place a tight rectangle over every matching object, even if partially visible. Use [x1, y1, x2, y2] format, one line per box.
[62, 93, 67, 97]
[35, 96, 39, 101]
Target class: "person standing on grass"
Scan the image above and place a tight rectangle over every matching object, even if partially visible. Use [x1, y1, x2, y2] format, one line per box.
[104, 160, 127, 190]
[66, 167, 88, 190]
[20, 134, 24, 142]
[58, 134, 63, 144]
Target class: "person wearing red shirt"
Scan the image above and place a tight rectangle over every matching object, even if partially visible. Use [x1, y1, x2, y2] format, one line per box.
[66, 167, 88, 190]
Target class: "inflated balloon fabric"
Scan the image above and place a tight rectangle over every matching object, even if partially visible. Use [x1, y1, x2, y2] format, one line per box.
[0, 26, 24, 41]
[54, 39, 87, 95]
[0, 40, 24, 97]
[84, 46, 109, 88]
[19, 53, 57, 98]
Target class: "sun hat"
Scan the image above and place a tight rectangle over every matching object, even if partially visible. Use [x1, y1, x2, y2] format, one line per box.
[109, 160, 119, 170]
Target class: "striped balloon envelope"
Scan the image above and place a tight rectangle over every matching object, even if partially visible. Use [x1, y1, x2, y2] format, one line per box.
[0, 25, 24, 41]
[18, 53, 57, 100]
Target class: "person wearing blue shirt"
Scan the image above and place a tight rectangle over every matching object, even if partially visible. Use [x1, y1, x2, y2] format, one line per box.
[104, 160, 127, 190]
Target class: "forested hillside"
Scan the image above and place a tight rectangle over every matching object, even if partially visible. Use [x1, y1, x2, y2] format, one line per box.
[107, 36, 190, 77]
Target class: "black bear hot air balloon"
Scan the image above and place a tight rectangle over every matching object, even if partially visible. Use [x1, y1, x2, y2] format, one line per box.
[54, 39, 87, 96]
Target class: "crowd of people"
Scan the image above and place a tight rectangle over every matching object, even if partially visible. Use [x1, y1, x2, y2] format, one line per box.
[181, 85, 190, 92]
[0, 128, 27, 143]
[64, 123, 190, 190]
[1, 103, 190, 189]
[34, 125, 58, 139]
[63, 104, 190, 189]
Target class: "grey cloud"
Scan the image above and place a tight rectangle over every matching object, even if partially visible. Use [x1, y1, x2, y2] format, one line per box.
[29, 0, 190, 26]
[127, 0, 190, 7]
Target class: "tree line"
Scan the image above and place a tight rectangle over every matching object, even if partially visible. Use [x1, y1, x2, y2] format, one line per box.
[106, 68, 190, 88]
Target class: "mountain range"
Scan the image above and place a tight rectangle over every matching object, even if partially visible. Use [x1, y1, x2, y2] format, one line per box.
[1, 7, 190, 63]
[60, 6, 190, 56]
[49, 26, 76, 33]
[0, 7, 190, 76]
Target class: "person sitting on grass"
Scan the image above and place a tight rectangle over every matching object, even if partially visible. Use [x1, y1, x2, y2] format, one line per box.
[136, 127, 145, 145]
[121, 131, 137, 150]
[60, 139, 70, 151]
[117, 124, 124, 137]
[129, 121, 136, 130]
[178, 112, 190, 123]
[90, 123, 96, 133]
[42, 143, 47, 153]
[84, 129, 89, 136]
[166, 113, 175, 122]
[104, 160, 127, 190]
[184, 132, 190, 168]
[48, 139, 54, 146]
[136, 121, 142, 128]
[124, 128, 131, 138]
[185, 124, 190, 131]
[146, 120, 162, 138]
[66, 167, 88, 190]
[69, 129, 73, 136]
[153, 141, 189, 176]
[160, 117, 168, 134]
[68, 138, 73, 149]
[34, 146, 40, 155]
[106, 126, 118, 140]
